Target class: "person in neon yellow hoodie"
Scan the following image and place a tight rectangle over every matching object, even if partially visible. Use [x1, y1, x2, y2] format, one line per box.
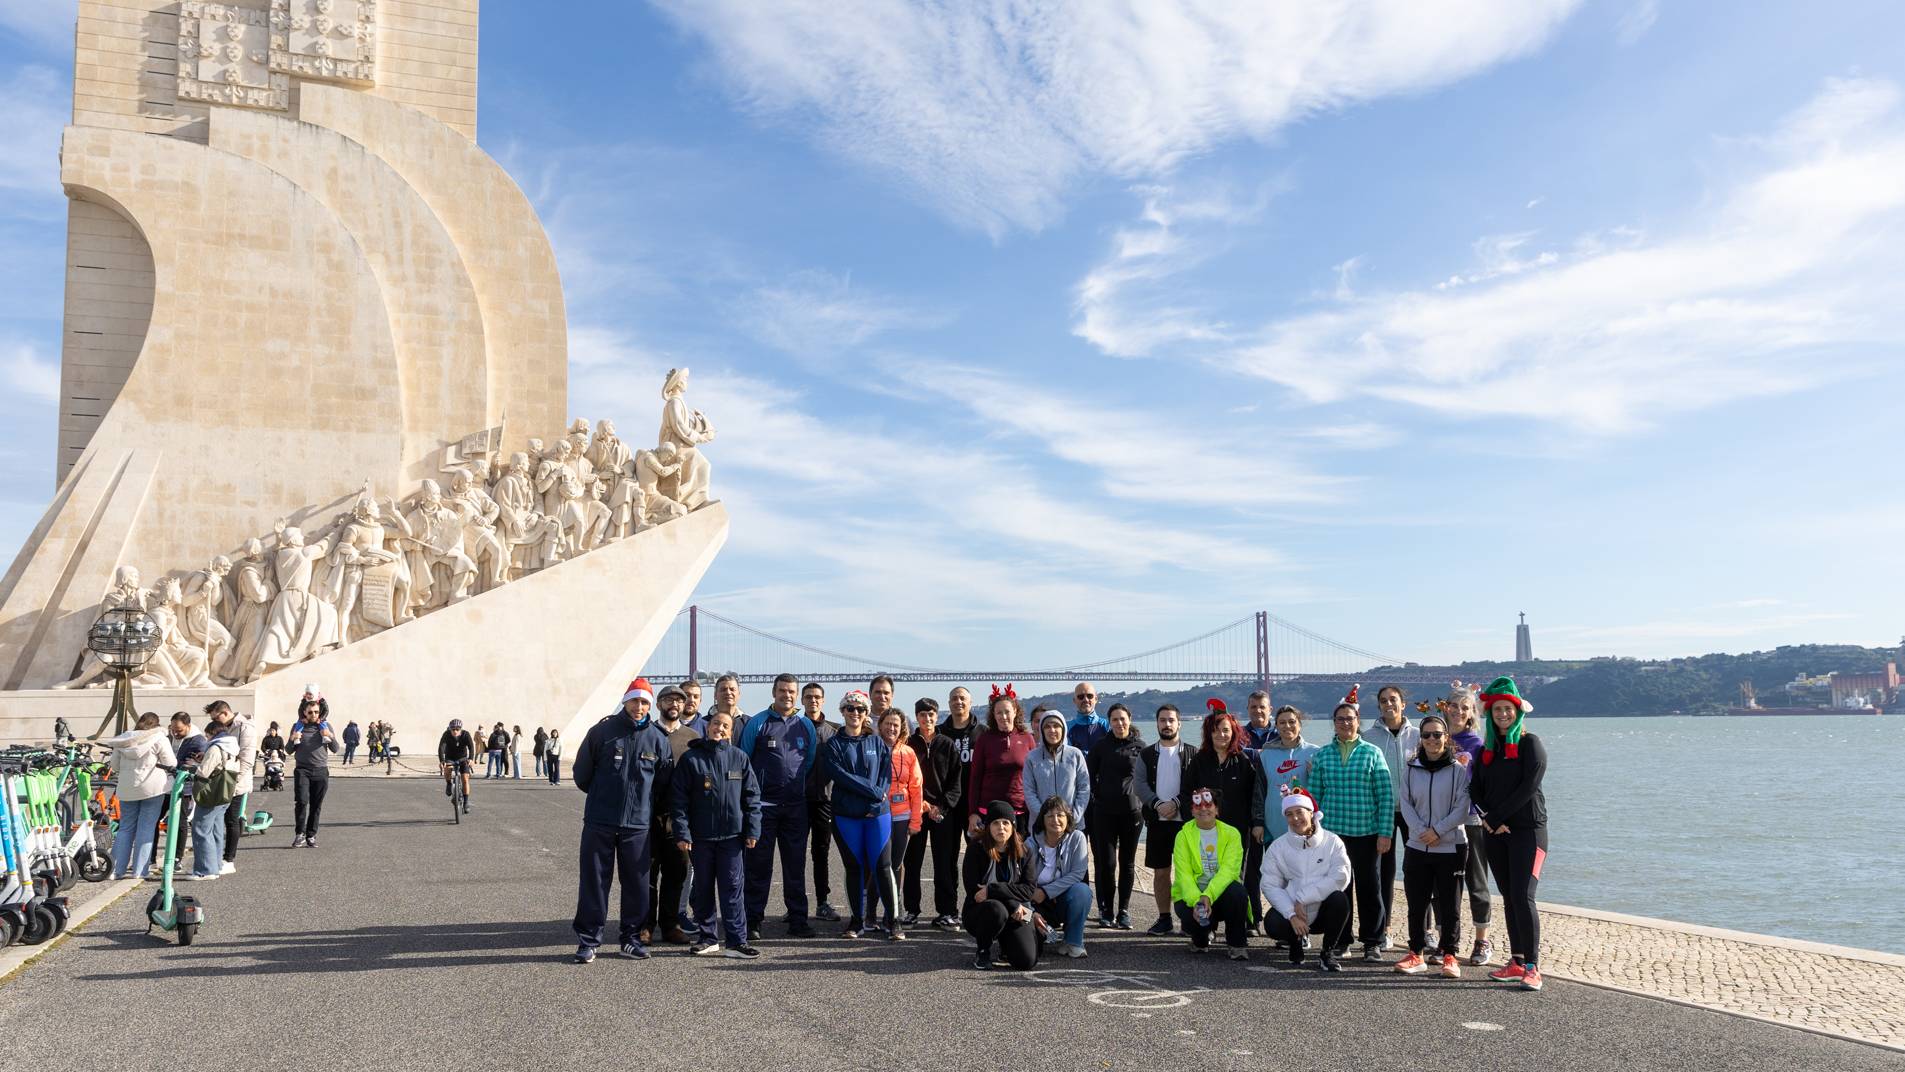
[1171, 786, 1252, 959]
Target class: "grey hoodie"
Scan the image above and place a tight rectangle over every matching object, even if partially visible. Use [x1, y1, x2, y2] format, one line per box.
[1397, 752, 1470, 854]
[1024, 714, 1092, 830]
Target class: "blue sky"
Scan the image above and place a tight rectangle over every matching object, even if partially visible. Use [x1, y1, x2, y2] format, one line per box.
[1, 0, 1902, 672]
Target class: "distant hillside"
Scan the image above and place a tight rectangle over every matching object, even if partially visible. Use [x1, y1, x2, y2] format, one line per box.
[1018, 644, 1899, 718]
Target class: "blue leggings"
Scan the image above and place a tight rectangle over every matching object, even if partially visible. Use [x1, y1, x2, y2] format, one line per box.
[833, 814, 893, 923]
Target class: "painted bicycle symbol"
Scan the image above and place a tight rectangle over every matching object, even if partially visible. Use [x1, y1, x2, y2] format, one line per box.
[1014, 968, 1208, 1010]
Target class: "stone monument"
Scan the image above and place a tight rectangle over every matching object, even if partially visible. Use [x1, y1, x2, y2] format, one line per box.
[0, 1, 728, 746]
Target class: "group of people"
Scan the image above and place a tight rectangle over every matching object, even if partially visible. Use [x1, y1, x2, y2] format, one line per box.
[336, 719, 397, 765]
[100, 683, 350, 880]
[557, 672, 1550, 991]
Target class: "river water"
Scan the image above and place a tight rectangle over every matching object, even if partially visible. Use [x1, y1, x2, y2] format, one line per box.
[1194, 714, 1905, 954]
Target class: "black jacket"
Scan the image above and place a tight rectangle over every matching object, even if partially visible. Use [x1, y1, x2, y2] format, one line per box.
[961, 841, 1036, 912]
[572, 712, 675, 829]
[1086, 733, 1145, 820]
[1469, 732, 1547, 830]
[437, 729, 475, 764]
[804, 718, 839, 802]
[909, 730, 964, 815]
[1181, 749, 1262, 833]
[669, 738, 761, 843]
[1133, 740, 1194, 822]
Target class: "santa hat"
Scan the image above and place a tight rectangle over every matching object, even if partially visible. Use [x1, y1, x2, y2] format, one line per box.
[1339, 683, 1361, 710]
[1478, 676, 1532, 764]
[621, 678, 655, 705]
[1278, 784, 1318, 817]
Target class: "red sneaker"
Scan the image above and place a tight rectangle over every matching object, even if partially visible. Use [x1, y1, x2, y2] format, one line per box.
[1439, 953, 1461, 979]
[1488, 960, 1527, 981]
[1394, 952, 1427, 975]
[1520, 965, 1543, 991]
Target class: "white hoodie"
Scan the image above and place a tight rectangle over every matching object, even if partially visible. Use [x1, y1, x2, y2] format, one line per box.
[1259, 824, 1352, 919]
[104, 727, 176, 802]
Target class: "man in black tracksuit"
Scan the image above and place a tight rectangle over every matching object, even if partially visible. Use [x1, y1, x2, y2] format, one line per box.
[570, 678, 674, 963]
[903, 697, 964, 926]
[801, 683, 841, 920]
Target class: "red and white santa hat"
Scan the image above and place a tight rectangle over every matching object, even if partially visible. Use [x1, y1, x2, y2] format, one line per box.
[1278, 785, 1319, 817]
[621, 678, 655, 705]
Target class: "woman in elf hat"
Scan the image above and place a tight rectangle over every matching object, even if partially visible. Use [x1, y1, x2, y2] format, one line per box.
[1468, 676, 1548, 992]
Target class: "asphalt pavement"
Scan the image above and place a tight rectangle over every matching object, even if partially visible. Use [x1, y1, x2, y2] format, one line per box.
[3, 775, 1898, 1072]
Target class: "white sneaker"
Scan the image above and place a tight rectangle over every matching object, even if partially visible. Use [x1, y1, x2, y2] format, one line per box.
[186, 873, 218, 882]
[219, 861, 237, 875]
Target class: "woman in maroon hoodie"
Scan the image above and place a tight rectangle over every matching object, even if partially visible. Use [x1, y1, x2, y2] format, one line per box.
[966, 685, 1035, 835]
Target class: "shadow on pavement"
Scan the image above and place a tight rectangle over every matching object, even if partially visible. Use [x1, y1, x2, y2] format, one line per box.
[76, 920, 577, 980]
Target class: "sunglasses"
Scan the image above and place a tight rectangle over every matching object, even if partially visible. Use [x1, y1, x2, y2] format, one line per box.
[842, 705, 867, 714]
[1421, 731, 1446, 739]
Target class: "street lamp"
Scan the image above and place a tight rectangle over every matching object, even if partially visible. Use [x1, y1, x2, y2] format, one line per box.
[86, 606, 161, 738]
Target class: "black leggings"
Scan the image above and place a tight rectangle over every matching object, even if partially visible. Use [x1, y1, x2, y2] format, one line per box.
[1338, 833, 1384, 948]
[223, 794, 245, 862]
[1378, 811, 1404, 935]
[1403, 847, 1463, 956]
[964, 900, 1039, 969]
[1090, 813, 1141, 914]
[1463, 823, 1493, 926]
[808, 798, 835, 902]
[1175, 883, 1250, 949]
[1485, 825, 1547, 965]
[1265, 889, 1350, 952]
[883, 818, 910, 926]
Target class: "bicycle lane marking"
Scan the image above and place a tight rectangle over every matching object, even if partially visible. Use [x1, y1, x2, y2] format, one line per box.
[1006, 967, 1210, 1014]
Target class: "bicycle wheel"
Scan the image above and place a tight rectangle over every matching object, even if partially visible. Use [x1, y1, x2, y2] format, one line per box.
[450, 781, 462, 824]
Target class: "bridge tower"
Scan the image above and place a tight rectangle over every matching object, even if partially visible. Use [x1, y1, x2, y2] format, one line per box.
[1256, 611, 1272, 706]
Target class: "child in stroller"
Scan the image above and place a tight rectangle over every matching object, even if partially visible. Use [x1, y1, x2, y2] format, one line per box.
[261, 750, 286, 792]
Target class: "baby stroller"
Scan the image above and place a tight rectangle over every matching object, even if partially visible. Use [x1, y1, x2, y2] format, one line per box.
[261, 755, 285, 792]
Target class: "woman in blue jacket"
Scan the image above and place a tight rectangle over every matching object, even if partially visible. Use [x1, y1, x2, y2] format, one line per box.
[820, 690, 892, 938]
[669, 710, 762, 959]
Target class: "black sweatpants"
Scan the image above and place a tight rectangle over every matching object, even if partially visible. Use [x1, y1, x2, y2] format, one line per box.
[1265, 889, 1351, 953]
[293, 769, 329, 839]
[1090, 813, 1141, 914]
[643, 826, 689, 934]
[223, 793, 245, 862]
[964, 900, 1039, 969]
[1462, 823, 1493, 926]
[1378, 810, 1406, 936]
[926, 810, 964, 917]
[1338, 833, 1384, 949]
[808, 797, 835, 903]
[1485, 825, 1547, 964]
[902, 813, 943, 915]
[1175, 883, 1249, 949]
[1403, 847, 1463, 956]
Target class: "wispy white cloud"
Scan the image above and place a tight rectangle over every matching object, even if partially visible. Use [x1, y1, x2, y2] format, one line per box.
[736, 269, 946, 365]
[1615, 0, 1659, 46]
[649, 0, 1582, 234]
[0, 0, 74, 52]
[0, 340, 58, 403]
[1081, 77, 1905, 435]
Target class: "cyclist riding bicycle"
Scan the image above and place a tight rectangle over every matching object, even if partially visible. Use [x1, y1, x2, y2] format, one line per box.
[438, 718, 476, 813]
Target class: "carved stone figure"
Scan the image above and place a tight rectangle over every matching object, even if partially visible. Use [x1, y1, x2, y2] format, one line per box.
[52, 565, 151, 688]
[658, 367, 715, 510]
[178, 555, 233, 683]
[403, 479, 476, 609]
[587, 418, 640, 540]
[635, 443, 687, 525]
[222, 537, 274, 683]
[449, 468, 507, 591]
[557, 469, 610, 555]
[141, 576, 214, 688]
[257, 522, 342, 674]
[491, 450, 545, 574]
[322, 489, 414, 643]
[535, 437, 574, 518]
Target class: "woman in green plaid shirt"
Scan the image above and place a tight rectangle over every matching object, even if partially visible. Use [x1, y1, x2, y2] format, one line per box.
[1301, 687, 1394, 962]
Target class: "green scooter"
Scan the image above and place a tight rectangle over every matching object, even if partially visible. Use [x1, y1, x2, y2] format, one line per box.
[144, 769, 204, 945]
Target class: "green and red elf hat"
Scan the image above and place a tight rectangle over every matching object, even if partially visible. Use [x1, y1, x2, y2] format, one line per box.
[1478, 676, 1532, 764]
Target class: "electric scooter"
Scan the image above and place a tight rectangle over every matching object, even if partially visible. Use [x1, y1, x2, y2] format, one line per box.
[144, 769, 204, 945]
[0, 765, 67, 946]
[237, 791, 273, 835]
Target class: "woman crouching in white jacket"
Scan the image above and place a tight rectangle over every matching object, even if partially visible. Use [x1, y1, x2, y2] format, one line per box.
[1259, 787, 1351, 972]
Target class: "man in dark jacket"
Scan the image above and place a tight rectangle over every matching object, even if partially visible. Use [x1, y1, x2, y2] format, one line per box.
[800, 682, 841, 921]
[1133, 704, 1192, 936]
[670, 709, 762, 959]
[903, 697, 964, 927]
[734, 673, 818, 939]
[570, 678, 674, 963]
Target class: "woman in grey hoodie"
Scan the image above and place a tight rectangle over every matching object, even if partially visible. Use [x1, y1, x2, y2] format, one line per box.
[1393, 713, 1470, 978]
[1023, 710, 1090, 834]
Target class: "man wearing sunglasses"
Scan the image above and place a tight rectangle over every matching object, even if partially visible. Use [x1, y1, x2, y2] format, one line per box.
[1067, 682, 1107, 753]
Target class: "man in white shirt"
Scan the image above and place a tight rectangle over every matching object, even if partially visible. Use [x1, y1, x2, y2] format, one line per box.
[1133, 704, 1191, 936]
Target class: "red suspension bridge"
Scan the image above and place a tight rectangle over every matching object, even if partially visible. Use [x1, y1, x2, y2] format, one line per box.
[647, 607, 1458, 693]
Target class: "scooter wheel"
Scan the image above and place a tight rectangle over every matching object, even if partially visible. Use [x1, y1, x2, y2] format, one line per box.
[45, 901, 69, 935]
[177, 921, 197, 946]
[78, 849, 112, 883]
[19, 905, 58, 945]
[0, 910, 22, 947]
[54, 860, 78, 892]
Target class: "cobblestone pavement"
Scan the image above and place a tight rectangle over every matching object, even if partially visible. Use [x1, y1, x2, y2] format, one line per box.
[1136, 869, 1905, 1051]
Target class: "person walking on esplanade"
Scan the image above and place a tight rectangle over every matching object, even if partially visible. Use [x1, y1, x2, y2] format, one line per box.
[570, 677, 674, 964]
[1303, 685, 1393, 962]
[1171, 786, 1251, 959]
[1470, 676, 1548, 992]
[1259, 787, 1350, 972]
[1393, 711, 1470, 979]
[736, 673, 819, 940]
[820, 691, 892, 939]
[670, 709, 762, 960]
[962, 799, 1040, 970]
